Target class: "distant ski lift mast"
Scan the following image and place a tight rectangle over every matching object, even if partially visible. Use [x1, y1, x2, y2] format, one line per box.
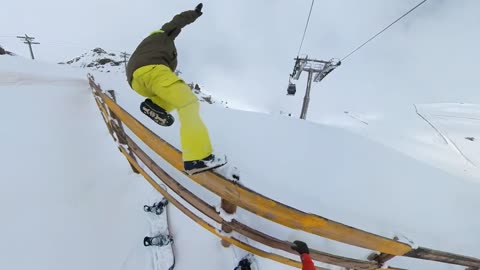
[287, 0, 340, 120]
[286, 0, 428, 120]
[288, 57, 340, 120]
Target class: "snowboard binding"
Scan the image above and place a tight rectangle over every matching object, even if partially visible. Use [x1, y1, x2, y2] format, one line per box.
[144, 234, 174, 247]
[140, 99, 175, 127]
[144, 198, 169, 215]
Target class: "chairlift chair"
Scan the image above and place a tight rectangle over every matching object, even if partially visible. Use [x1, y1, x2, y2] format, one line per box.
[287, 77, 296, 96]
[287, 83, 296, 95]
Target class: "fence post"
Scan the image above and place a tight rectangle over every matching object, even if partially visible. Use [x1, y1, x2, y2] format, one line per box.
[220, 198, 237, 247]
[368, 236, 399, 266]
[105, 90, 140, 174]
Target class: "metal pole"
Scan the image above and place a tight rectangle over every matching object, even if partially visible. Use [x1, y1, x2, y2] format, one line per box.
[17, 34, 39, 60]
[27, 41, 35, 60]
[300, 70, 313, 120]
[121, 52, 130, 70]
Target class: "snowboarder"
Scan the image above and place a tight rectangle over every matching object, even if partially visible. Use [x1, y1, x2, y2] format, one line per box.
[126, 3, 225, 175]
[291, 240, 315, 270]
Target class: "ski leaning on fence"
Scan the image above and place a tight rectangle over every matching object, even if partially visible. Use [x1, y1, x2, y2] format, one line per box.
[144, 197, 175, 270]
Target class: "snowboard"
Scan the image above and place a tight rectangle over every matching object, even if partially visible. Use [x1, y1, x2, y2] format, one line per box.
[183, 155, 228, 176]
[144, 197, 175, 270]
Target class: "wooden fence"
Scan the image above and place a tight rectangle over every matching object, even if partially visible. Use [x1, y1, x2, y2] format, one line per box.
[88, 74, 480, 270]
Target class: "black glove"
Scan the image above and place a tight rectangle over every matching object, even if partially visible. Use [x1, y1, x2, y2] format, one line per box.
[291, 240, 310, 254]
[195, 3, 203, 15]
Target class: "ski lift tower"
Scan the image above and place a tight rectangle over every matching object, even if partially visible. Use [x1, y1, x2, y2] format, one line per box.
[287, 56, 340, 120]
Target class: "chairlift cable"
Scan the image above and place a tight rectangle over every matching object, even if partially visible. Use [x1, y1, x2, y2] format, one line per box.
[296, 0, 316, 57]
[341, 0, 428, 62]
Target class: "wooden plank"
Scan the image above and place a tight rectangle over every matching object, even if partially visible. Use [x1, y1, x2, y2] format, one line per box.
[405, 247, 480, 268]
[106, 90, 128, 145]
[93, 97, 114, 138]
[124, 135, 222, 222]
[231, 220, 379, 270]
[368, 237, 399, 266]
[89, 76, 115, 141]
[105, 90, 139, 174]
[88, 77, 139, 174]
[124, 134, 382, 270]
[100, 92, 412, 256]
[368, 252, 396, 266]
[118, 145, 329, 270]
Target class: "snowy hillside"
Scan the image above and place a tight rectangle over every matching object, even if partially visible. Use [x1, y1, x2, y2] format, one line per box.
[59, 47, 126, 73]
[321, 103, 480, 182]
[1, 56, 480, 270]
[190, 82, 232, 108]
[0, 45, 14, 56]
[416, 103, 480, 168]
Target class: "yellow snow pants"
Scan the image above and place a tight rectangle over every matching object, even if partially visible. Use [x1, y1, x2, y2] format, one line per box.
[131, 64, 213, 161]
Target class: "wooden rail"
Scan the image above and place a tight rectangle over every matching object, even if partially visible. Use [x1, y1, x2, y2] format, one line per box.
[118, 144, 329, 270]
[88, 74, 480, 270]
[98, 87, 412, 256]
[122, 129, 382, 270]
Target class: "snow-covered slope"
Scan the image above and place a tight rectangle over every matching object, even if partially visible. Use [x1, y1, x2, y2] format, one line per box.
[187, 82, 230, 109]
[0, 56, 150, 270]
[416, 103, 480, 168]
[60, 47, 125, 73]
[2, 57, 480, 270]
[0, 56, 238, 270]
[0, 57, 164, 270]
[320, 103, 480, 182]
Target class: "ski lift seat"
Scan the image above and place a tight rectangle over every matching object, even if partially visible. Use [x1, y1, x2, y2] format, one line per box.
[287, 83, 296, 95]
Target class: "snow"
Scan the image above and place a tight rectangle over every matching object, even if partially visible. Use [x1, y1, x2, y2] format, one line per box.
[60, 48, 126, 73]
[415, 103, 480, 168]
[323, 103, 480, 182]
[1, 55, 480, 270]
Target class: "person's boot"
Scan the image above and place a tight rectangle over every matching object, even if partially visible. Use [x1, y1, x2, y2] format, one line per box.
[184, 154, 227, 175]
[140, 99, 174, 126]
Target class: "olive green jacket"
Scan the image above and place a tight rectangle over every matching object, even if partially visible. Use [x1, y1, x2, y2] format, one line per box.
[126, 10, 201, 86]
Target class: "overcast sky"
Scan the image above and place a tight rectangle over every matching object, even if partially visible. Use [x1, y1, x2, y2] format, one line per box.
[2, 0, 479, 118]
